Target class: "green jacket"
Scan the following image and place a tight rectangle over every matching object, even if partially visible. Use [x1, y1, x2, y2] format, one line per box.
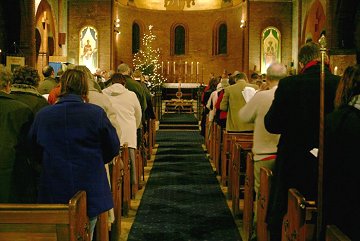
[37, 77, 58, 94]
[0, 92, 35, 203]
[11, 84, 49, 114]
[124, 75, 147, 114]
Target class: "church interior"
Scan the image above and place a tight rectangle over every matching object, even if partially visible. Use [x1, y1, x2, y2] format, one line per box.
[0, 0, 360, 241]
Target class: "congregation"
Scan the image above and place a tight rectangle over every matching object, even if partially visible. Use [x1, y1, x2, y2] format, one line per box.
[1, 39, 359, 241]
[200, 41, 358, 241]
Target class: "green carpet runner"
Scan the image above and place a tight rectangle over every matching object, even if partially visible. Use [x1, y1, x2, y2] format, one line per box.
[127, 130, 242, 241]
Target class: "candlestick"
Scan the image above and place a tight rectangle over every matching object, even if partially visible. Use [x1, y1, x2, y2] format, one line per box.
[167, 61, 170, 75]
[173, 61, 176, 74]
[161, 61, 164, 74]
[191, 62, 194, 75]
[185, 61, 187, 75]
[196, 62, 199, 75]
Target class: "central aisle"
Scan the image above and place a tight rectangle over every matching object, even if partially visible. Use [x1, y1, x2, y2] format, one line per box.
[127, 130, 242, 241]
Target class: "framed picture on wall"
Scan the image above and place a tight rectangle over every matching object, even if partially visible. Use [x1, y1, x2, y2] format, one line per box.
[6, 56, 25, 72]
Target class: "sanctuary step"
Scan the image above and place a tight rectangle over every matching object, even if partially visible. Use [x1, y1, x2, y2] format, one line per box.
[159, 113, 199, 130]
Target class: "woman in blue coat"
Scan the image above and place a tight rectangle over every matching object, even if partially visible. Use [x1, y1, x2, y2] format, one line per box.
[28, 69, 120, 240]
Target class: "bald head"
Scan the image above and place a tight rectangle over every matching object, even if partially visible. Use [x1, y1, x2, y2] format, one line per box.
[266, 63, 287, 82]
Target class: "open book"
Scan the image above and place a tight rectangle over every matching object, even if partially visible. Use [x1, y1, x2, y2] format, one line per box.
[242, 87, 256, 103]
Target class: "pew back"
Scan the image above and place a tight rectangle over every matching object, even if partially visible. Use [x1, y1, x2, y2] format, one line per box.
[0, 191, 89, 241]
[257, 166, 273, 241]
[282, 188, 317, 241]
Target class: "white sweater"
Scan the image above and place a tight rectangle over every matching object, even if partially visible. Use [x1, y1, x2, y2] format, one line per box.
[239, 86, 280, 161]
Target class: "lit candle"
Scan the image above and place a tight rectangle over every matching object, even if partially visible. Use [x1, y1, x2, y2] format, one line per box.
[167, 61, 170, 74]
[196, 62, 199, 75]
[185, 61, 187, 75]
[173, 61, 176, 74]
[334, 66, 338, 75]
[191, 62, 193, 75]
[161, 61, 164, 74]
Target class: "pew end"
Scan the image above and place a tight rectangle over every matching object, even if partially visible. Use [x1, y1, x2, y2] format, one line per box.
[282, 188, 317, 241]
[257, 166, 273, 241]
[0, 191, 89, 241]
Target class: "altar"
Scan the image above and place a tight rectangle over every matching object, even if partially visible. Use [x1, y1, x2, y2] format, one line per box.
[162, 82, 202, 100]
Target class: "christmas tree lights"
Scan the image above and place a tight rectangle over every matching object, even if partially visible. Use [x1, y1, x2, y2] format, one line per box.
[133, 25, 166, 93]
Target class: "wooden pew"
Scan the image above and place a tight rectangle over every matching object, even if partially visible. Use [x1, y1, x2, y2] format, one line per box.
[242, 152, 255, 241]
[257, 167, 273, 241]
[213, 124, 222, 174]
[110, 155, 124, 241]
[326, 225, 351, 241]
[96, 154, 124, 241]
[221, 131, 252, 186]
[121, 143, 131, 216]
[281, 188, 317, 241]
[228, 133, 253, 200]
[205, 116, 210, 151]
[147, 118, 156, 160]
[0, 191, 89, 241]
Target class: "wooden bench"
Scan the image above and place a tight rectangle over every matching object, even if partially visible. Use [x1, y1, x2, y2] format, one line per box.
[228, 133, 253, 199]
[110, 155, 124, 241]
[213, 124, 222, 174]
[220, 131, 253, 186]
[121, 143, 131, 216]
[242, 152, 255, 241]
[281, 188, 317, 241]
[257, 167, 273, 241]
[0, 191, 89, 241]
[326, 225, 351, 241]
[95, 154, 125, 241]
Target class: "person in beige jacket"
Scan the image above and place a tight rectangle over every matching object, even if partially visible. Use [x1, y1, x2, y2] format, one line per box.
[220, 71, 258, 132]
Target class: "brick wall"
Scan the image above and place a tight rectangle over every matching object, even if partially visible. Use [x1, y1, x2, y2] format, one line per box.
[68, 0, 112, 71]
[249, 1, 293, 74]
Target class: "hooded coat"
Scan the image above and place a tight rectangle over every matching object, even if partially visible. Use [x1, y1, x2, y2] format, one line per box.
[103, 83, 142, 149]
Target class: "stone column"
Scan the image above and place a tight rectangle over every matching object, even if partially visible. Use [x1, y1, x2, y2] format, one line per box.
[20, 0, 36, 67]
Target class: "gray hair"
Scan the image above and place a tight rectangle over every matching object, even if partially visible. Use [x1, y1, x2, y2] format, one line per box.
[266, 63, 288, 81]
[117, 63, 130, 75]
[298, 42, 320, 66]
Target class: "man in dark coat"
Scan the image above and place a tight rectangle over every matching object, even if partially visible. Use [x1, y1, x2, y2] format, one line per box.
[0, 65, 34, 203]
[264, 42, 340, 240]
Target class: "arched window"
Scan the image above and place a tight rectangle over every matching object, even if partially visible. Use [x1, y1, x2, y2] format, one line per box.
[213, 22, 227, 55]
[218, 24, 227, 54]
[174, 25, 185, 55]
[132, 22, 141, 54]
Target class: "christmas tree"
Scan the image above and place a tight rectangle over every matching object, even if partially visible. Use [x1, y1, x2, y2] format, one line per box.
[133, 25, 166, 92]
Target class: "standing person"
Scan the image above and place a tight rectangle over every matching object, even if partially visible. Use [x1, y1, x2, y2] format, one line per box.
[38, 65, 57, 95]
[28, 69, 120, 240]
[11, 65, 48, 114]
[200, 76, 219, 136]
[264, 42, 340, 241]
[0, 65, 35, 203]
[323, 64, 360, 240]
[117, 63, 147, 114]
[103, 73, 142, 190]
[239, 63, 287, 240]
[220, 71, 258, 132]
